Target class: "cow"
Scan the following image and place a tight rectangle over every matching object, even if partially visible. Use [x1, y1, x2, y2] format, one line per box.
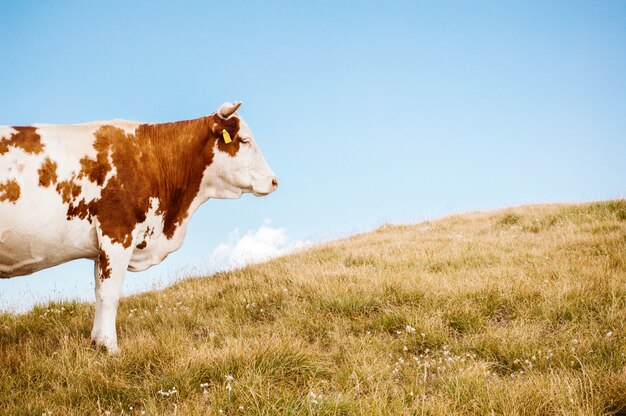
[0, 102, 278, 352]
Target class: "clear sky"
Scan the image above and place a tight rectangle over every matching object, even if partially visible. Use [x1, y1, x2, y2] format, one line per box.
[1, 1, 625, 312]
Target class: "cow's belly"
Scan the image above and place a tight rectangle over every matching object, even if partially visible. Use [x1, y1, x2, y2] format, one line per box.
[0, 190, 97, 278]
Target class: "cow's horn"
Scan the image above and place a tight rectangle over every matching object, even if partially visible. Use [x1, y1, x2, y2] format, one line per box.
[219, 101, 242, 118]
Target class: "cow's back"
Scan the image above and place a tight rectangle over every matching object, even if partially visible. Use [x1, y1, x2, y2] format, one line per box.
[0, 120, 140, 277]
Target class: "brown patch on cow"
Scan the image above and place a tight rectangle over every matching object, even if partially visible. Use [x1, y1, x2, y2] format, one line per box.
[38, 157, 58, 187]
[57, 114, 241, 248]
[135, 227, 154, 249]
[78, 133, 112, 185]
[98, 250, 112, 280]
[0, 180, 20, 204]
[0, 126, 44, 155]
[55, 180, 82, 203]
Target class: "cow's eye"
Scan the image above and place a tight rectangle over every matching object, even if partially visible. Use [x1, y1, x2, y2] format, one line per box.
[240, 137, 251, 144]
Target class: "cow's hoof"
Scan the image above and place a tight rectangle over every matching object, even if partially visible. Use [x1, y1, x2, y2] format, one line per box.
[91, 337, 120, 354]
[106, 344, 121, 354]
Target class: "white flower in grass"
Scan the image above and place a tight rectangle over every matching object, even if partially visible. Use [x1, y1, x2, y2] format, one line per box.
[405, 325, 416, 334]
[157, 387, 178, 397]
[607, 331, 613, 337]
[309, 390, 320, 405]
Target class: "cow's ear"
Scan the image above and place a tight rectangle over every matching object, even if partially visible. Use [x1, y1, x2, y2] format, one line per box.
[218, 101, 242, 119]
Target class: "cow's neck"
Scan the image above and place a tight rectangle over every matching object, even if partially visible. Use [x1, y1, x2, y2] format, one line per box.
[137, 116, 218, 240]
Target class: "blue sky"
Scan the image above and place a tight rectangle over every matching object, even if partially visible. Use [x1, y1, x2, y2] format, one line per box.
[1, 1, 625, 311]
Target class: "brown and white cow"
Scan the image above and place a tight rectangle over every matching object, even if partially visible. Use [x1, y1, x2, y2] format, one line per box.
[0, 102, 277, 352]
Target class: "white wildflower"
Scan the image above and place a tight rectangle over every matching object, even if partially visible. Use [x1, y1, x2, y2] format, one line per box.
[157, 387, 178, 397]
[309, 391, 320, 405]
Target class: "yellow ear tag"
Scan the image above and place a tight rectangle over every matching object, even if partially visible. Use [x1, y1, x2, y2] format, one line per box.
[222, 129, 232, 143]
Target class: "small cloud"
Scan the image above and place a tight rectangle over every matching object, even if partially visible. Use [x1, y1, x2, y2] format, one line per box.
[208, 220, 309, 271]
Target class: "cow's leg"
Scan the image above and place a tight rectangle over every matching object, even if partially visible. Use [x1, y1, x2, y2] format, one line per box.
[91, 234, 134, 354]
[90, 261, 103, 343]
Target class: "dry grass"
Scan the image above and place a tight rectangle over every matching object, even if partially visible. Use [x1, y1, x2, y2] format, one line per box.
[2, 200, 626, 415]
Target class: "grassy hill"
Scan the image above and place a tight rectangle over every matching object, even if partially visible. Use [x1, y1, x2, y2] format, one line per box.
[1, 200, 626, 415]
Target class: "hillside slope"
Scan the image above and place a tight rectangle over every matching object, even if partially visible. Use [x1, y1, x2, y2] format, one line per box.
[1, 201, 626, 415]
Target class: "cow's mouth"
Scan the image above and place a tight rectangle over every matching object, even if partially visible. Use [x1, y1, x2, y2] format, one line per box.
[252, 189, 272, 197]
[250, 177, 278, 197]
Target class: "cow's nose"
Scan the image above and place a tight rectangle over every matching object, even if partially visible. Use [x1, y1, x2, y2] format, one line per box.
[271, 177, 279, 189]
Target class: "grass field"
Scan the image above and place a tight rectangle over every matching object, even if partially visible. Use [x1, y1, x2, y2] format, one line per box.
[1, 200, 626, 415]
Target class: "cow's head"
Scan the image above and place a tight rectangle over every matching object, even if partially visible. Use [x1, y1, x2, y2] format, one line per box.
[202, 102, 278, 199]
